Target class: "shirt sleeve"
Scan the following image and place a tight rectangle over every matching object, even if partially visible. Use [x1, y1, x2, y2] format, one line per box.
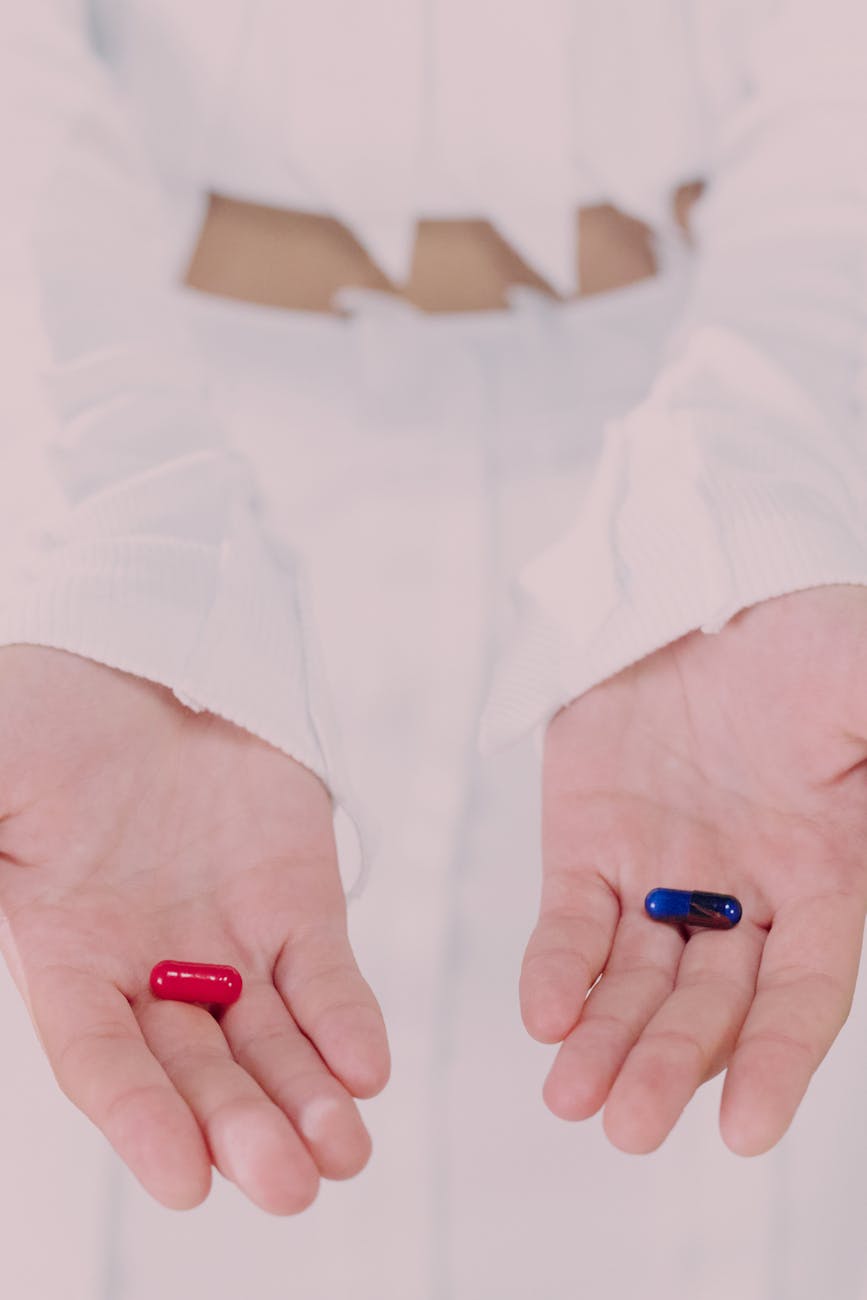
[0, 1, 372, 899]
[477, 0, 867, 756]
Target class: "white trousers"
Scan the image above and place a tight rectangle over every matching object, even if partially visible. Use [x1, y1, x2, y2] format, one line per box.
[2, 259, 866, 1300]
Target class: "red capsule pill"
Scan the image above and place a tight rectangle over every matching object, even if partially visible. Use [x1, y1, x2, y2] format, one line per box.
[149, 960, 243, 1007]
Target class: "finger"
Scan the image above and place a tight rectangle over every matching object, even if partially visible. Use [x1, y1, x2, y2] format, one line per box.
[543, 907, 683, 1120]
[30, 966, 211, 1210]
[275, 920, 391, 1098]
[220, 980, 372, 1180]
[137, 995, 320, 1215]
[520, 868, 620, 1043]
[603, 917, 764, 1153]
[720, 891, 865, 1156]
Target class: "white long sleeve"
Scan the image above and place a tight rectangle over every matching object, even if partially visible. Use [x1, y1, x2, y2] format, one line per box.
[478, 0, 867, 753]
[0, 2, 369, 897]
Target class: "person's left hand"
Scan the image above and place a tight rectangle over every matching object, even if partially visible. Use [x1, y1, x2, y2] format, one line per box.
[520, 583, 867, 1154]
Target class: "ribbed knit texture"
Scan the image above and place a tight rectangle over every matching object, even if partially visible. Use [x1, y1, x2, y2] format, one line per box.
[0, 5, 370, 895]
[478, 0, 867, 753]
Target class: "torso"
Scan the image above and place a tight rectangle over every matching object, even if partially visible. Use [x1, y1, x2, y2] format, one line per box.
[183, 184, 703, 314]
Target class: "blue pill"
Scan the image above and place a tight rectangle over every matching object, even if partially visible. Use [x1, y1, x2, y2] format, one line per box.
[644, 888, 742, 930]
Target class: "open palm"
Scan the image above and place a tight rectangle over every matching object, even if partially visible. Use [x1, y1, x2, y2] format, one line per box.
[521, 584, 867, 1154]
[0, 646, 390, 1213]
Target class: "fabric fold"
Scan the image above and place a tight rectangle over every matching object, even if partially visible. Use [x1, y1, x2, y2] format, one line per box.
[478, 413, 867, 755]
[478, 0, 867, 757]
[0, 0, 369, 897]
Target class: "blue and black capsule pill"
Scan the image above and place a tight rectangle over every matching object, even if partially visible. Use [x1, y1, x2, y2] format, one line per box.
[644, 888, 742, 930]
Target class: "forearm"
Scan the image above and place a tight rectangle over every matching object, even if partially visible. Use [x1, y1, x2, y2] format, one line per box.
[478, 0, 867, 755]
[0, 1, 370, 896]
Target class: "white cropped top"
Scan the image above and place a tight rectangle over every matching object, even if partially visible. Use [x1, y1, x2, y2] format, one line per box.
[2, 0, 867, 899]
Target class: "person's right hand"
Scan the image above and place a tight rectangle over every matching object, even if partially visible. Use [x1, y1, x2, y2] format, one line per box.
[0, 644, 390, 1214]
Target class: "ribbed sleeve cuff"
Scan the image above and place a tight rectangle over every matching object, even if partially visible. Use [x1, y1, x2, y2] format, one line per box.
[478, 407, 867, 756]
[0, 502, 373, 899]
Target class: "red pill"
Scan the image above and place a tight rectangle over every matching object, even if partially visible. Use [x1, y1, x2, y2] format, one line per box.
[149, 960, 243, 1007]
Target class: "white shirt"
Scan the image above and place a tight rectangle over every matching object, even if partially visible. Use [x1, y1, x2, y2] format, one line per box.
[1, 0, 867, 897]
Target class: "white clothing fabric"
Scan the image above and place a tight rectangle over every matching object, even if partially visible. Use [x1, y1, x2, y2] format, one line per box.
[2, 1, 867, 897]
[2, 262, 867, 1300]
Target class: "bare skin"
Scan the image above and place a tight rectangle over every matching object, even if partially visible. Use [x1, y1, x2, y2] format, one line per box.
[0, 177, 732, 1208]
[183, 192, 677, 312]
[521, 583, 867, 1154]
[7, 584, 864, 1198]
[0, 644, 390, 1213]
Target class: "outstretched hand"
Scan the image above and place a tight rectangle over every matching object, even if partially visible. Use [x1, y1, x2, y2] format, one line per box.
[0, 646, 390, 1213]
[521, 584, 867, 1154]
